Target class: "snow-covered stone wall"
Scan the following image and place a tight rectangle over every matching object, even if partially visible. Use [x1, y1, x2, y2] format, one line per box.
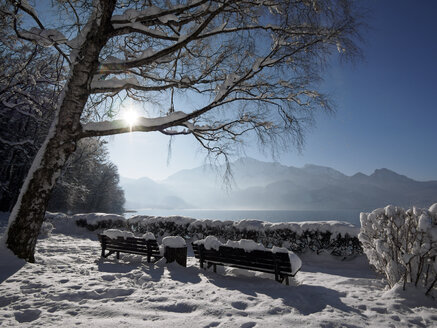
[359, 204, 437, 294]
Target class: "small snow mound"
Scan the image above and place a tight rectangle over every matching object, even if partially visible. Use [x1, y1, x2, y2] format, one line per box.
[103, 229, 134, 239]
[384, 205, 396, 217]
[162, 236, 186, 248]
[195, 235, 222, 251]
[288, 252, 302, 275]
[418, 214, 432, 232]
[142, 232, 156, 240]
[429, 203, 437, 214]
[226, 239, 266, 252]
[271, 246, 288, 253]
[38, 221, 54, 238]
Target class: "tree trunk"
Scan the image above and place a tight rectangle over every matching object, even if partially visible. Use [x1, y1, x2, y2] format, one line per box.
[5, 0, 117, 262]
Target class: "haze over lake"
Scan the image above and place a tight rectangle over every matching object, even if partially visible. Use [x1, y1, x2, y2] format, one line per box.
[121, 158, 437, 226]
[124, 208, 364, 226]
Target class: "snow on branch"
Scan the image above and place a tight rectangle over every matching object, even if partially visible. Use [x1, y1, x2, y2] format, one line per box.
[110, 0, 207, 25]
[90, 76, 140, 92]
[19, 27, 67, 47]
[80, 111, 189, 137]
[102, 3, 226, 71]
[12, 1, 71, 63]
[111, 22, 175, 40]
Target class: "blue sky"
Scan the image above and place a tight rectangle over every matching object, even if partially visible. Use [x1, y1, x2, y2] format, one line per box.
[107, 0, 437, 181]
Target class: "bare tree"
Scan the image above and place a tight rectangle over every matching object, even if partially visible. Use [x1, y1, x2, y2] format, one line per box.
[0, 2, 62, 211]
[3, 0, 363, 261]
[48, 138, 125, 214]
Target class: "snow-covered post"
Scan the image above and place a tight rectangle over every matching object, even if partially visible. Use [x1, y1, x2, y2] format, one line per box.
[5, 0, 117, 262]
[162, 236, 187, 267]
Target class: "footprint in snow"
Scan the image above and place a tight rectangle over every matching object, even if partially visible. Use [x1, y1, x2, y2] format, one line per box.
[14, 309, 41, 323]
[240, 322, 256, 328]
[154, 302, 197, 313]
[231, 301, 248, 310]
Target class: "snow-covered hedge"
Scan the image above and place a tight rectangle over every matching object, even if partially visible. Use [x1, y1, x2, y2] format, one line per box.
[127, 216, 361, 257]
[45, 212, 361, 256]
[102, 229, 156, 240]
[73, 213, 126, 230]
[359, 204, 437, 295]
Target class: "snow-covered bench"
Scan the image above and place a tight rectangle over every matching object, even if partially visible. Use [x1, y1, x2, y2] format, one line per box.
[98, 230, 161, 263]
[192, 236, 302, 285]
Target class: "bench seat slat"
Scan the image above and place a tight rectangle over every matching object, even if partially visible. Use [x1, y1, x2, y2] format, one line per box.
[104, 241, 159, 250]
[194, 251, 291, 266]
[104, 245, 158, 254]
[103, 247, 160, 256]
[197, 256, 292, 273]
[104, 245, 160, 255]
[203, 260, 292, 275]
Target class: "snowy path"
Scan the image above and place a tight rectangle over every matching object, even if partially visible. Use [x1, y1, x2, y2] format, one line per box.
[0, 232, 436, 327]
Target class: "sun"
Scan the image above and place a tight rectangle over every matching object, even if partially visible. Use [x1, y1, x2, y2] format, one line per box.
[123, 109, 139, 129]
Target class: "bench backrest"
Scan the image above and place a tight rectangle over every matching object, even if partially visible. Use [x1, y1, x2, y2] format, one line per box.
[192, 243, 292, 274]
[98, 234, 160, 255]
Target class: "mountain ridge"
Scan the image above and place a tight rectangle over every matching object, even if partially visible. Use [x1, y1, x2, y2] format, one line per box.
[120, 158, 437, 211]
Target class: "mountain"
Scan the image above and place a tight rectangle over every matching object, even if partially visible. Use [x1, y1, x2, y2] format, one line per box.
[120, 176, 191, 209]
[120, 158, 437, 211]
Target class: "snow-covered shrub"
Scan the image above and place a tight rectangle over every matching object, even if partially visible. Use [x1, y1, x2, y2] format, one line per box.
[102, 229, 134, 239]
[359, 204, 437, 295]
[38, 221, 54, 238]
[128, 216, 361, 257]
[73, 213, 127, 231]
[129, 215, 195, 238]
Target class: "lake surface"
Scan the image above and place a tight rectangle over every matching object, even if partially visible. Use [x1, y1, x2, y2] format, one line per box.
[125, 209, 365, 226]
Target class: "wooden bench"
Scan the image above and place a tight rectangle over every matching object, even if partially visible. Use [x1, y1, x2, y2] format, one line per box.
[192, 242, 300, 285]
[98, 234, 162, 263]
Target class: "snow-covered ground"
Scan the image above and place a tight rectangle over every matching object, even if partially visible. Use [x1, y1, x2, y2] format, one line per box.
[0, 221, 436, 327]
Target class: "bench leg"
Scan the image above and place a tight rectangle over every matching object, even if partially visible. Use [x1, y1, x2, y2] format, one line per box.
[116, 251, 120, 259]
[103, 250, 115, 258]
[274, 272, 279, 282]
